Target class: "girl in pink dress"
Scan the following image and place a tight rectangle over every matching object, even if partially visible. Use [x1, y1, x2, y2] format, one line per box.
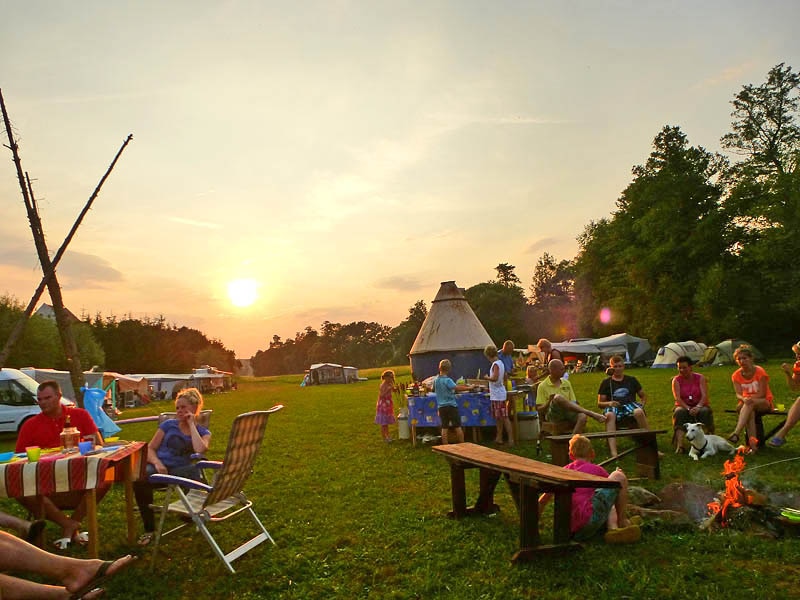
[375, 370, 396, 442]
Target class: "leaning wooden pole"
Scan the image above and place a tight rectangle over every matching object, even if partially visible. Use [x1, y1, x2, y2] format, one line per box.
[0, 87, 133, 371]
[25, 172, 85, 403]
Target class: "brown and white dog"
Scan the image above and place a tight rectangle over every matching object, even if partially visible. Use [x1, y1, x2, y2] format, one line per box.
[685, 422, 736, 461]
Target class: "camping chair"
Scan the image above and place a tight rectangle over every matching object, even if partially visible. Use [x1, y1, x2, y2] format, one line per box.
[148, 406, 284, 573]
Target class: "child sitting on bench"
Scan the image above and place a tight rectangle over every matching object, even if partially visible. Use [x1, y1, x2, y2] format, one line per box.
[538, 434, 641, 544]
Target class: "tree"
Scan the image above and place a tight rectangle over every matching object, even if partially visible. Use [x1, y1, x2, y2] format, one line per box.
[720, 63, 800, 345]
[494, 263, 521, 287]
[574, 125, 731, 343]
[389, 300, 427, 364]
[529, 253, 575, 307]
[465, 282, 526, 346]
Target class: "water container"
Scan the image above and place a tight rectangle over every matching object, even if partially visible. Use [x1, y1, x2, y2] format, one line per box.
[397, 414, 410, 439]
[518, 411, 540, 441]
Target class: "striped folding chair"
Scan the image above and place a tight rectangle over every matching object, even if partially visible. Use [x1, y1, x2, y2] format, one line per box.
[149, 406, 283, 573]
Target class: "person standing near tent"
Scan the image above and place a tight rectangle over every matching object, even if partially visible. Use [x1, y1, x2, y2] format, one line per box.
[484, 345, 514, 446]
[374, 370, 397, 443]
[768, 341, 800, 447]
[536, 339, 563, 363]
[728, 345, 773, 452]
[597, 356, 650, 457]
[671, 356, 713, 452]
[498, 340, 516, 388]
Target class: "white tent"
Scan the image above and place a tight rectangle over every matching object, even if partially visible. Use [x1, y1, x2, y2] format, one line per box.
[650, 341, 708, 368]
[552, 333, 654, 365]
[20, 368, 76, 401]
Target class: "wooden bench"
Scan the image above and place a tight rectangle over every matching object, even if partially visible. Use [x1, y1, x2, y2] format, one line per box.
[547, 429, 667, 479]
[431, 442, 620, 562]
[724, 409, 788, 447]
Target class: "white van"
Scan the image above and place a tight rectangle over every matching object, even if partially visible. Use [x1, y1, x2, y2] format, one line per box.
[0, 368, 69, 433]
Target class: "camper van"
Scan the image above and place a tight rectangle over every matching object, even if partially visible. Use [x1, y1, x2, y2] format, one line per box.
[0, 368, 73, 433]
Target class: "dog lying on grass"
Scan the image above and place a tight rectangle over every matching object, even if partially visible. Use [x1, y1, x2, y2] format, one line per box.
[684, 422, 736, 461]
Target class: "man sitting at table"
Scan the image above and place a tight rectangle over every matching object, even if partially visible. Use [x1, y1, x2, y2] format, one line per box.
[14, 380, 106, 550]
[537, 359, 606, 434]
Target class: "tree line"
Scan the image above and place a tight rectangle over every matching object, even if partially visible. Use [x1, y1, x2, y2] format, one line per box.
[251, 63, 800, 374]
[0, 295, 236, 374]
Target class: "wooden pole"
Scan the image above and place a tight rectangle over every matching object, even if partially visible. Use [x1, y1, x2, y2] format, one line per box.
[0, 87, 133, 375]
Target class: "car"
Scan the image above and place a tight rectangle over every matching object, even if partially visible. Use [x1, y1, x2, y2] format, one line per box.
[0, 368, 74, 434]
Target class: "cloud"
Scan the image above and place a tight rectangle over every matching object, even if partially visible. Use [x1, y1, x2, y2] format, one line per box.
[374, 275, 427, 292]
[167, 216, 222, 229]
[694, 61, 757, 89]
[524, 237, 559, 254]
[58, 252, 124, 288]
[428, 112, 571, 127]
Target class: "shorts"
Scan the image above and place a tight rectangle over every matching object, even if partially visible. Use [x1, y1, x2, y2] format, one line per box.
[673, 406, 714, 431]
[573, 487, 619, 541]
[490, 400, 508, 419]
[603, 402, 644, 420]
[438, 405, 461, 429]
[547, 400, 579, 424]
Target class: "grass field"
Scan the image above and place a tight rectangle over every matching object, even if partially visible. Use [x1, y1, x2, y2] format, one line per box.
[2, 362, 800, 599]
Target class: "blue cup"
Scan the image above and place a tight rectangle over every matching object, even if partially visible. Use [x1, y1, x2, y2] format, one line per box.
[78, 441, 94, 455]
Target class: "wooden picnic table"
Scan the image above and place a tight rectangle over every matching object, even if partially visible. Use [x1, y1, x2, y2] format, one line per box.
[432, 442, 620, 561]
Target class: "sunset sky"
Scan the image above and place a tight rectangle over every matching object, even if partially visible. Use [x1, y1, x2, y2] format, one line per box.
[1, 1, 798, 358]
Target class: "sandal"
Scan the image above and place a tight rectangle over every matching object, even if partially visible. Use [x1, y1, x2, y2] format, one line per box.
[727, 433, 740, 444]
[769, 437, 787, 447]
[137, 532, 153, 546]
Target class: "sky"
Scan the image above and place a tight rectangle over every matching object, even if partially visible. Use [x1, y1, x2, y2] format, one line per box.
[1, 1, 798, 359]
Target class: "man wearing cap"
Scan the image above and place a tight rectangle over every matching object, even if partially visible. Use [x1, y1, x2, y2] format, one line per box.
[14, 381, 106, 549]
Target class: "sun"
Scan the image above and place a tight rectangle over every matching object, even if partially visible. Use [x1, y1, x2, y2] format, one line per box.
[227, 278, 258, 307]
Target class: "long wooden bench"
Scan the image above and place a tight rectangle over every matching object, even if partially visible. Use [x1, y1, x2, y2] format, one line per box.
[547, 429, 667, 479]
[431, 442, 620, 562]
[724, 408, 788, 447]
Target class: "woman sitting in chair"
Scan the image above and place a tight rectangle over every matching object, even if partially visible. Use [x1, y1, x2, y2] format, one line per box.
[671, 355, 713, 453]
[135, 387, 211, 546]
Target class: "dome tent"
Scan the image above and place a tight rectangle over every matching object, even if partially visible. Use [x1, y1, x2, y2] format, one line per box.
[650, 341, 708, 368]
[702, 339, 766, 366]
[409, 281, 495, 381]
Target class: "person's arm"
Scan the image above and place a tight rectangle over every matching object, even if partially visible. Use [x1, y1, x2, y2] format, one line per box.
[538, 491, 553, 515]
[186, 414, 211, 454]
[672, 377, 689, 410]
[782, 363, 800, 391]
[597, 381, 617, 409]
[486, 363, 500, 383]
[636, 388, 647, 406]
[147, 429, 167, 473]
[697, 375, 709, 408]
[733, 379, 747, 403]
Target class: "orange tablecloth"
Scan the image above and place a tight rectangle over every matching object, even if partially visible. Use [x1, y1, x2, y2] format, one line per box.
[0, 442, 147, 557]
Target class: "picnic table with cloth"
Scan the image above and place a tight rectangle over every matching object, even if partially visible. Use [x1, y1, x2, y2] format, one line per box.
[0, 442, 147, 557]
[407, 392, 495, 445]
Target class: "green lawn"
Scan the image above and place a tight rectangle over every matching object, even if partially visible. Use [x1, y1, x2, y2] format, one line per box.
[2, 362, 800, 598]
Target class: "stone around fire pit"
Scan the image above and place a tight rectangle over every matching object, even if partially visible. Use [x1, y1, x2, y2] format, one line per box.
[627, 486, 660, 507]
[654, 482, 718, 522]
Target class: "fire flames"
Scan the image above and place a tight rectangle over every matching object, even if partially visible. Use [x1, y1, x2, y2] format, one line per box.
[707, 448, 749, 526]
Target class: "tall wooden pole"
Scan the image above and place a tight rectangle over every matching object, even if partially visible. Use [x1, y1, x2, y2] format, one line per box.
[0, 88, 133, 400]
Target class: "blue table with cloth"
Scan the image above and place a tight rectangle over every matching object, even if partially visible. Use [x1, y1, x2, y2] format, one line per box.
[407, 392, 495, 445]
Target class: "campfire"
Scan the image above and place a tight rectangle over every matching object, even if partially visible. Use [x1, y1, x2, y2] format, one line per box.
[706, 448, 749, 526]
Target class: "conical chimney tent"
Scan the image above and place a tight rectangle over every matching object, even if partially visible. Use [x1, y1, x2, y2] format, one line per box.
[409, 281, 495, 380]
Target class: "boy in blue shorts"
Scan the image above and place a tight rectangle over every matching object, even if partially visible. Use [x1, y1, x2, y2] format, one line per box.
[434, 359, 472, 444]
[538, 434, 641, 544]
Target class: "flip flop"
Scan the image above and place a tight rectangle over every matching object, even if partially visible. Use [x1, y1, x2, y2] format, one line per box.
[73, 531, 89, 545]
[68, 555, 137, 600]
[727, 433, 740, 444]
[25, 519, 46, 544]
[53, 537, 73, 550]
[137, 532, 153, 546]
[71, 588, 105, 600]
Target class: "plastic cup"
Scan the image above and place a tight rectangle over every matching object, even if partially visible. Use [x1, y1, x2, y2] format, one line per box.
[26, 446, 41, 462]
[777, 403, 786, 412]
[78, 440, 94, 455]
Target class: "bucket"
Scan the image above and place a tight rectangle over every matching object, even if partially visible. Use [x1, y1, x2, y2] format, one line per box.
[397, 414, 410, 439]
[518, 411, 540, 441]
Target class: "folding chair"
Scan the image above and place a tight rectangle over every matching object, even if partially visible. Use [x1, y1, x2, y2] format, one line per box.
[149, 406, 284, 573]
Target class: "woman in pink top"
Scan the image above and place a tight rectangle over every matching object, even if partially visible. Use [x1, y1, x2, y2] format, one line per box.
[671, 356, 712, 453]
[728, 345, 773, 452]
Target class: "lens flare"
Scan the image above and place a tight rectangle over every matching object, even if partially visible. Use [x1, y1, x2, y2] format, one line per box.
[227, 278, 258, 307]
[599, 307, 611, 324]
